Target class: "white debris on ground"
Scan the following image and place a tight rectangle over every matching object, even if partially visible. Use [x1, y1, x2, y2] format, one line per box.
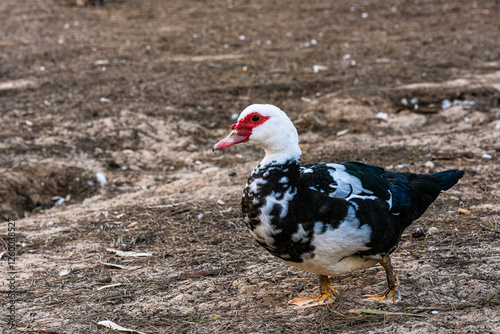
[376, 112, 388, 120]
[96, 172, 107, 186]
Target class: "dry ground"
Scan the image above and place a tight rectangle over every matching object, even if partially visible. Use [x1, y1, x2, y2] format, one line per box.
[0, 0, 499, 333]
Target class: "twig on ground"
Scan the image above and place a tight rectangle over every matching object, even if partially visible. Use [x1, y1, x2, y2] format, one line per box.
[348, 308, 428, 317]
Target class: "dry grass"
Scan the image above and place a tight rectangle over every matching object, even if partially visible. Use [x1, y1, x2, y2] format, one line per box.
[1, 0, 499, 333]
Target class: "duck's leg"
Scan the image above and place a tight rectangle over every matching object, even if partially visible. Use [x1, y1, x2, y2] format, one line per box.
[288, 274, 339, 309]
[363, 255, 401, 303]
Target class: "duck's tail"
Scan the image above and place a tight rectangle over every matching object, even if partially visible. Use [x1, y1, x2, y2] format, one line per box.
[404, 169, 464, 223]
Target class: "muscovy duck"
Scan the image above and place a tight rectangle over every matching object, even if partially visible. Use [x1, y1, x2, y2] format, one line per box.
[213, 104, 464, 309]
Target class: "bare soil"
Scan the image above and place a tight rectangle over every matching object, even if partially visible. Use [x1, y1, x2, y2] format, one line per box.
[0, 1, 499, 333]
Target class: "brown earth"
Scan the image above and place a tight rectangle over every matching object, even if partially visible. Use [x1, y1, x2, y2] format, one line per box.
[0, 0, 499, 333]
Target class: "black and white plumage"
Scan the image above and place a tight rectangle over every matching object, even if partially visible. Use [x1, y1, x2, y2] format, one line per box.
[213, 104, 464, 309]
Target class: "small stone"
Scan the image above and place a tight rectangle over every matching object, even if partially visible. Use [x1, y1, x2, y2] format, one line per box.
[458, 208, 471, 214]
[427, 227, 438, 235]
[376, 112, 388, 120]
[424, 161, 435, 168]
[441, 99, 452, 110]
[431, 310, 439, 315]
[216, 199, 225, 205]
[412, 228, 425, 239]
[481, 153, 492, 159]
[96, 172, 107, 186]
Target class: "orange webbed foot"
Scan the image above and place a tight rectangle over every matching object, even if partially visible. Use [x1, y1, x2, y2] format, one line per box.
[288, 274, 339, 309]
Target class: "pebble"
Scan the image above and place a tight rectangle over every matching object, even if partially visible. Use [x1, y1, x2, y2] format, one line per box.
[376, 112, 388, 120]
[25, 120, 33, 126]
[495, 121, 500, 130]
[56, 198, 65, 206]
[441, 99, 452, 110]
[96, 172, 107, 186]
[427, 227, 438, 235]
[100, 97, 111, 103]
[216, 199, 225, 205]
[412, 228, 425, 239]
[424, 161, 435, 168]
[431, 310, 439, 315]
[481, 153, 492, 159]
[458, 208, 471, 214]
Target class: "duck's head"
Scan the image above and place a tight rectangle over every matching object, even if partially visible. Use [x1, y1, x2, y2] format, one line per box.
[213, 104, 301, 161]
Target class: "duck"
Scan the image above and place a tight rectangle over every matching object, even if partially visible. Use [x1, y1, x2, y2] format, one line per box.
[212, 104, 464, 309]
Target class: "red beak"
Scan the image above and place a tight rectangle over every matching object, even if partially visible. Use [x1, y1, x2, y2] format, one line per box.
[212, 129, 249, 151]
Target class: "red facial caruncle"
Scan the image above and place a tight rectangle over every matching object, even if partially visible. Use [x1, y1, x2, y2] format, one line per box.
[212, 112, 270, 151]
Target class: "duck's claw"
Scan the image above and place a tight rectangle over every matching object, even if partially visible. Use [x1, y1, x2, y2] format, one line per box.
[288, 274, 339, 309]
[363, 287, 401, 303]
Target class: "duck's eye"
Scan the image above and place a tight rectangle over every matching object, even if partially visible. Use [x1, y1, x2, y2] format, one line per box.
[251, 115, 261, 122]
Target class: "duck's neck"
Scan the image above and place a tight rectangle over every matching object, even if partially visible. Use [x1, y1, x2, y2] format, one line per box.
[258, 145, 302, 168]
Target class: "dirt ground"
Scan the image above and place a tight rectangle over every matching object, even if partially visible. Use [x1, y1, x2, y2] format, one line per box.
[1, 0, 499, 333]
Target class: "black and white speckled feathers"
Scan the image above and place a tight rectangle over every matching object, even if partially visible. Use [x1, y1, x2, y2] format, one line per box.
[242, 157, 463, 276]
[214, 104, 464, 277]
